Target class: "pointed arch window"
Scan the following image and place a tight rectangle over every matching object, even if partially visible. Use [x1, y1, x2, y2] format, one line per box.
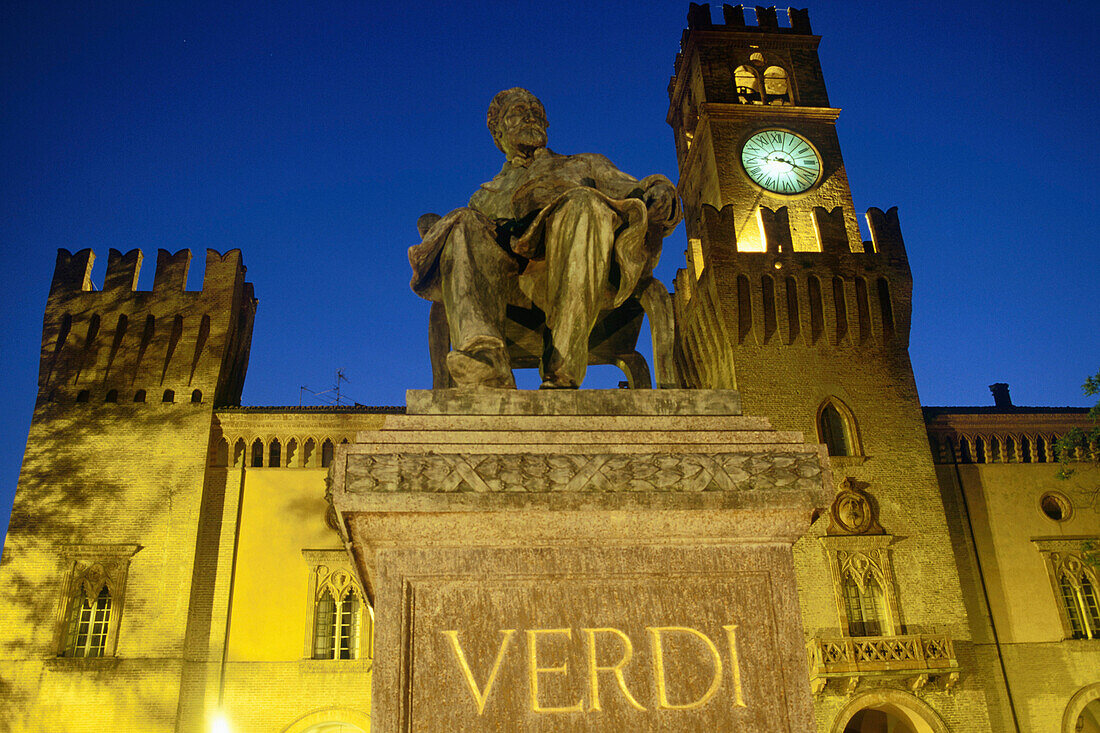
[1036, 542, 1100, 641]
[303, 555, 373, 663]
[823, 537, 902, 640]
[55, 545, 139, 659]
[314, 587, 361, 659]
[818, 399, 859, 457]
[1059, 565, 1100, 639]
[843, 572, 885, 637]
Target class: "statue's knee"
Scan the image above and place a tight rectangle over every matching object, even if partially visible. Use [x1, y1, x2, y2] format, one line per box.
[453, 207, 492, 231]
[559, 187, 605, 208]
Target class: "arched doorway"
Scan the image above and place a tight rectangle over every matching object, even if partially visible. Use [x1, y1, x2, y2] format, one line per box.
[281, 707, 370, 733]
[832, 690, 949, 733]
[844, 706, 919, 732]
[1076, 699, 1100, 733]
[1065, 683, 1100, 733]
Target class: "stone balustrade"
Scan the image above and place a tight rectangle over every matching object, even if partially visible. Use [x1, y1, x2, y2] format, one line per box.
[807, 633, 960, 696]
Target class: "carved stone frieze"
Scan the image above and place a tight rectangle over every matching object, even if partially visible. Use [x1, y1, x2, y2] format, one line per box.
[344, 450, 822, 494]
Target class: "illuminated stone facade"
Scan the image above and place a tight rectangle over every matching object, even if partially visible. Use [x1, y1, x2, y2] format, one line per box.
[0, 5, 1097, 732]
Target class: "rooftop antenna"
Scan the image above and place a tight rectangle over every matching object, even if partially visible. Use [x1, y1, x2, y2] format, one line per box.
[299, 369, 363, 407]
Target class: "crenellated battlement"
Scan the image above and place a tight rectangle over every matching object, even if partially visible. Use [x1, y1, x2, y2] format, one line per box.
[675, 4, 813, 76]
[693, 204, 909, 263]
[686, 4, 811, 34]
[673, 205, 913, 380]
[39, 248, 257, 408]
[49, 247, 247, 297]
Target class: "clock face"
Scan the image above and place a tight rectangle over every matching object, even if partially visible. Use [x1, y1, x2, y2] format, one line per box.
[741, 130, 821, 194]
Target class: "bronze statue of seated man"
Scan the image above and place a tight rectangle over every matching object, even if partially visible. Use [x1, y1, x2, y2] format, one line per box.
[408, 88, 681, 389]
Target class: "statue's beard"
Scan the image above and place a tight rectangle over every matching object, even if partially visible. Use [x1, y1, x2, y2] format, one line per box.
[509, 125, 547, 151]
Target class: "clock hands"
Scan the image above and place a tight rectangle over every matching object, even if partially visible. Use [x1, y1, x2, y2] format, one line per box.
[742, 130, 820, 193]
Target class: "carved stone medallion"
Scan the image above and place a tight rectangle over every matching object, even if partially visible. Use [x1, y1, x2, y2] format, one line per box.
[827, 477, 884, 535]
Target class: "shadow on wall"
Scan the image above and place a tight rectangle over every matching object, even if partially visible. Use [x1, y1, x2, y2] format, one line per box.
[0, 397, 210, 656]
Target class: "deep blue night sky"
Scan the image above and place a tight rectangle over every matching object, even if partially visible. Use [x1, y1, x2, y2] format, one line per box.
[2, 1, 1098, 541]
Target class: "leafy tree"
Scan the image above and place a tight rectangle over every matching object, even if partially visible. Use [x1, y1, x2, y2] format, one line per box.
[1054, 371, 1100, 571]
[1054, 370, 1100, 479]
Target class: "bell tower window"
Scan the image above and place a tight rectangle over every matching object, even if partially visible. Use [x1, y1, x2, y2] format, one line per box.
[734, 65, 762, 104]
[763, 66, 791, 104]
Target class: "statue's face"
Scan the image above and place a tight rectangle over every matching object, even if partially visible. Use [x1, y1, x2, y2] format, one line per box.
[498, 98, 547, 156]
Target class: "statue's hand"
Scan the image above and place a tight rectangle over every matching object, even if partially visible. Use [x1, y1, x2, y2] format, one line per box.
[642, 179, 678, 227]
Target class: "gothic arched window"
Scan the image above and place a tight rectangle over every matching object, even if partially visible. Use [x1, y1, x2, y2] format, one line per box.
[843, 572, 885, 637]
[1060, 568, 1100, 640]
[818, 399, 858, 457]
[311, 568, 370, 660]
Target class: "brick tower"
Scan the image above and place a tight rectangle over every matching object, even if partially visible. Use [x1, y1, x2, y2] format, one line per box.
[0, 248, 255, 729]
[668, 5, 1012, 730]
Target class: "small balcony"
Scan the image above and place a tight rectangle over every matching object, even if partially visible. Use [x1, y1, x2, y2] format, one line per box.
[807, 633, 961, 696]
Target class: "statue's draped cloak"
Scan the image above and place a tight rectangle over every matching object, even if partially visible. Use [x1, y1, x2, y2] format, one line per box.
[408, 149, 680, 307]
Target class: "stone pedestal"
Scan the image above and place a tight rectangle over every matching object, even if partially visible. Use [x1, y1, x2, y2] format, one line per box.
[328, 389, 830, 732]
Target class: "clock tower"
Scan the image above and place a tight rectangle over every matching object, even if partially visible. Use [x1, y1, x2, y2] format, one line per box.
[668, 6, 1009, 730]
[669, 3, 865, 255]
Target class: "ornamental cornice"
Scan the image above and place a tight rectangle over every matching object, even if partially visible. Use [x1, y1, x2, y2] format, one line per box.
[1031, 536, 1098, 553]
[701, 103, 841, 123]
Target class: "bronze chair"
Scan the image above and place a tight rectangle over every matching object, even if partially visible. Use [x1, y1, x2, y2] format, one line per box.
[427, 276, 680, 390]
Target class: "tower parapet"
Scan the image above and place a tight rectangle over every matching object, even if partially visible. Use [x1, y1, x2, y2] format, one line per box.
[685, 4, 811, 34]
[39, 247, 257, 407]
[675, 204, 911, 377]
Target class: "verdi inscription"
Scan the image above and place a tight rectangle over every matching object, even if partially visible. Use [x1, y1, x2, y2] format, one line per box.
[402, 573, 795, 731]
[442, 624, 746, 714]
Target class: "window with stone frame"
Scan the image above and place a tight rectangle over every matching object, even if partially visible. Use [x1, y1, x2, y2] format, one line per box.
[825, 538, 902, 637]
[842, 568, 887, 637]
[302, 550, 373, 662]
[1035, 539, 1100, 640]
[56, 545, 140, 658]
[821, 479, 902, 637]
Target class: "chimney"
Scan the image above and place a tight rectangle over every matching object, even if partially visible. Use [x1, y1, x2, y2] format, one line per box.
[989, 383, 1012, 408]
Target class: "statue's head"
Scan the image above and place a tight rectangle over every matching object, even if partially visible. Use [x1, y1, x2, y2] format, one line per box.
[487, 88, 548, 157]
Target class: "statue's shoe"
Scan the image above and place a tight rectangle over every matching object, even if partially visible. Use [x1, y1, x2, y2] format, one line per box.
[446, 337, 516, 389]
[539, 374, 579, 389]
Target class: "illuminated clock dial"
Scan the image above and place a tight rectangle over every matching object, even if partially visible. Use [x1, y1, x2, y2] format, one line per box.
[741, 130, 821, 194]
